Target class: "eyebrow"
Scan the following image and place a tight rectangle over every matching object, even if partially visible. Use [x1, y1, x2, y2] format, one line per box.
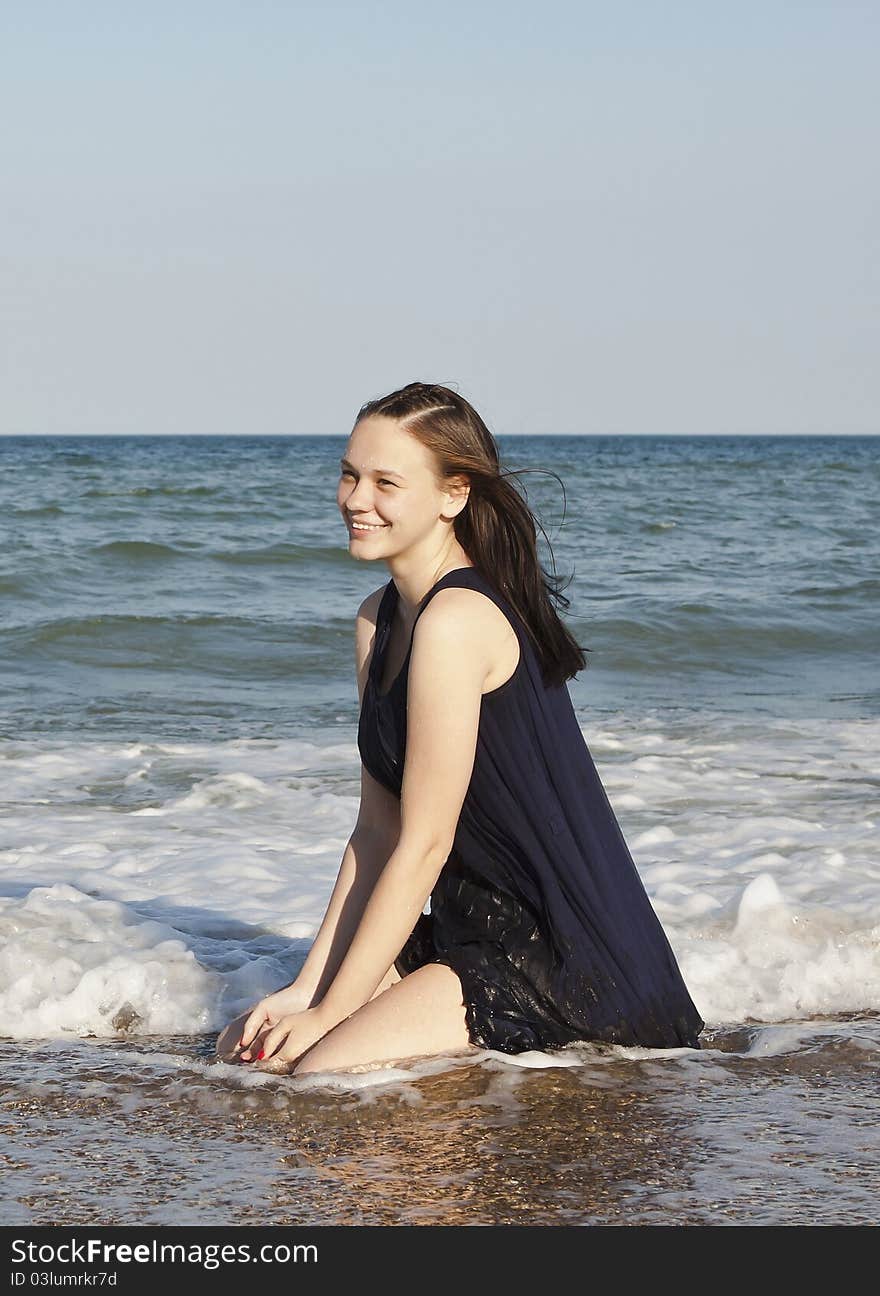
[339, 457, 406, 480]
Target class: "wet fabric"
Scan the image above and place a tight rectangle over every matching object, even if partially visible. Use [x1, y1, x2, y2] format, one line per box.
[357, 565, 704, 1054]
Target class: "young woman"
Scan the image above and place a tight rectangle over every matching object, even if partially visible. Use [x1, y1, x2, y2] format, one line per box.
[216, 382, 704, 1074]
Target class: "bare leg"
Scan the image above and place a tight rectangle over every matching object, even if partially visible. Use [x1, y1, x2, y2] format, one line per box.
[290, 962, 477, 1076]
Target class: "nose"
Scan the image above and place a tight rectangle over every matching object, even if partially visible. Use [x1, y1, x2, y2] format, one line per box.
[343, 477, 374, 512]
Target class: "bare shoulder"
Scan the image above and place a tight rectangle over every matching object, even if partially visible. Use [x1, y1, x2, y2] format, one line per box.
[418, 584, 511, 636]
[412, 586, 519, 692]
[354, 583, 389, 703]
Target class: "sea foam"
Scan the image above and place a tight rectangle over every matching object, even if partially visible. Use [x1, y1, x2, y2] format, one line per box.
[0, 715, 877, 1041]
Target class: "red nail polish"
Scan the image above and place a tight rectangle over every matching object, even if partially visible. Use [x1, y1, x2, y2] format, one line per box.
[257, 1051, 265, 1060]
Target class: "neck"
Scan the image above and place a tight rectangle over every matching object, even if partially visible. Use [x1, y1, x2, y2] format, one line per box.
[389, 550, 474, 619]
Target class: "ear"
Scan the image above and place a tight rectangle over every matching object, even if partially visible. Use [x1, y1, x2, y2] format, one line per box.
[442, 474, 471, 520]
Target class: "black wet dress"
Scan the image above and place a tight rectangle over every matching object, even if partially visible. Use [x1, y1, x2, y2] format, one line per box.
[357, 566, 704, 1055]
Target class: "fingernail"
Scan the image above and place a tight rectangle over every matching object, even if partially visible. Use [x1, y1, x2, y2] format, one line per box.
[258, 1051, 265, 1060]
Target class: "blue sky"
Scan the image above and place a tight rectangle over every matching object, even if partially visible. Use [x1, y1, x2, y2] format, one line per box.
[2, 2, 877, 435]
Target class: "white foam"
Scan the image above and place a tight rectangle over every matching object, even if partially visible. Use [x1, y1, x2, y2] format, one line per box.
[0, 882, 221, 1037]
[0, 715, 878, 1043]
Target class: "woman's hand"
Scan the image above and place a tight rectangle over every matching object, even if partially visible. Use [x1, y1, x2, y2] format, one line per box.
[246, 1005, 333, 1075]
[216, 982, 315, 1062]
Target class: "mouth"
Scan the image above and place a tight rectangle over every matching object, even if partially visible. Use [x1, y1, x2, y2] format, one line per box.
[347, 519, 389, 535]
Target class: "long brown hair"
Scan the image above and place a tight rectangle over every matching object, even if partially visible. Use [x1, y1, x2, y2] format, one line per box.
[354, 381, 590, 688]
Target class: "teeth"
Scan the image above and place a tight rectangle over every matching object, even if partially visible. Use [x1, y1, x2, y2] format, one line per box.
[351, 522, 386, 531]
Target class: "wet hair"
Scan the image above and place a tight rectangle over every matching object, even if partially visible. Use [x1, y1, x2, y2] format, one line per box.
[354, 381, 590, 687]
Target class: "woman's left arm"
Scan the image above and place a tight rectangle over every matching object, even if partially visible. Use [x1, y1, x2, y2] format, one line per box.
[257, 590, 492, 1063]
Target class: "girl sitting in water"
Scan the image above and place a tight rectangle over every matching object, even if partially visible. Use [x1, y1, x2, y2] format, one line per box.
[216, 381, 703, 1074]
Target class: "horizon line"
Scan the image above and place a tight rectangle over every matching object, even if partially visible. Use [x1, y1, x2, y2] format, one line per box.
[1, 431, 877, 440]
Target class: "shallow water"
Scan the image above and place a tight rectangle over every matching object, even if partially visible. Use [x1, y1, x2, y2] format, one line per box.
[3, 1016, 878, 1226]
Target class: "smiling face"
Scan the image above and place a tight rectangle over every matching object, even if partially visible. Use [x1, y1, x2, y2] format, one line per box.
[337, 414, 470, 561]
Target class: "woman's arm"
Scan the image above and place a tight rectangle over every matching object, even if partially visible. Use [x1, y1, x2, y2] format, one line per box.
[292, 805, 398, 1004]
[230, 777, 397, 1060]
[223, 590, 395, 1041]
[314, 590, 489, 1028]
[285, 584, 401, 1002]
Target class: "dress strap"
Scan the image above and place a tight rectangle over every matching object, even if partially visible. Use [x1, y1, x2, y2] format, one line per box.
[419, 564, 508, 608]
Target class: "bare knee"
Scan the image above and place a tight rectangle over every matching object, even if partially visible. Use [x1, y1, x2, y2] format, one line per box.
[292, 1033, 405, 1077]
[291, 974, 402, 1077]
[290, 963, 472, 1077]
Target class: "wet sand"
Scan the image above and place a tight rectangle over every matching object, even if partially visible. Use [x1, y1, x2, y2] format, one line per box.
[3, 1016, 878, 1226]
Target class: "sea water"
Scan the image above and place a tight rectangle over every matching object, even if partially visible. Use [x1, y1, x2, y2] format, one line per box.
[1, 432, 878, 1224]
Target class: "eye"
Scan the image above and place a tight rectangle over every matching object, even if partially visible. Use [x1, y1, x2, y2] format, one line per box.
[339, 469, 397, 487]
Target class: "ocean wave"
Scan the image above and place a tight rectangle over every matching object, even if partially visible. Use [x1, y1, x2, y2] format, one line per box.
[790, 577, 880, 599]
[586, 614, 875, 661]
[5, 611, 265, 645]
[85, 539, 350, 567]
[12, 504, 66, 517]
[82, 484, 221, 498]
[680, 873, 880, 1025]
[210, 543, 350, 567]
[0, 883, 222, 1039]
[92, 540, 185, 561]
